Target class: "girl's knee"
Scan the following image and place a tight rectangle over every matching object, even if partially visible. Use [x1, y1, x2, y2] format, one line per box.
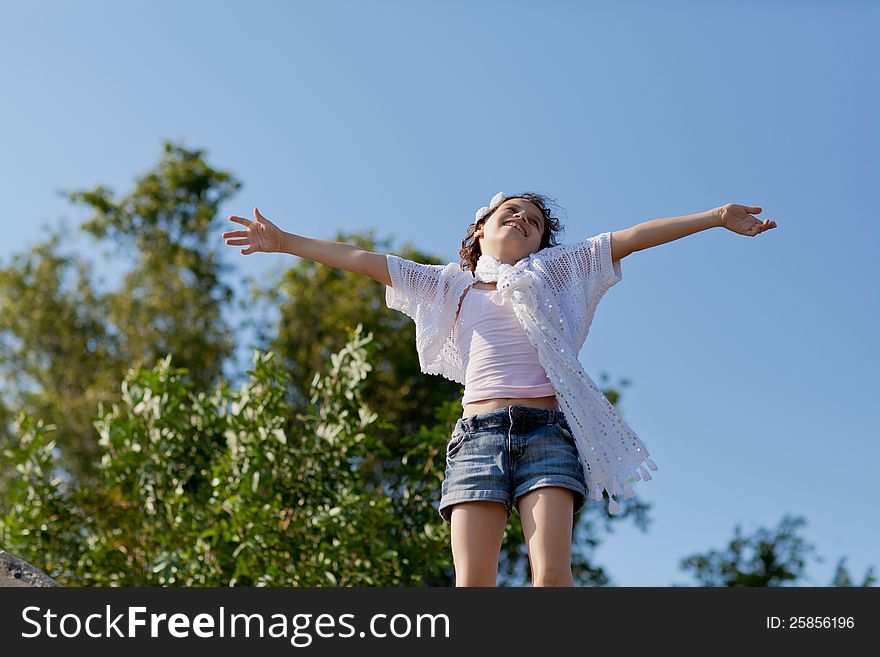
[532, 567, 574, 587]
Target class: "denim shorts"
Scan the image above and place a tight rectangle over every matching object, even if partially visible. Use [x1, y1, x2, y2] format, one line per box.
[438, 405, 588, 524]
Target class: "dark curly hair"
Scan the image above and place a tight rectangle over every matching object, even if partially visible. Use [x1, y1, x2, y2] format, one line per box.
[458, 192, 566, 272]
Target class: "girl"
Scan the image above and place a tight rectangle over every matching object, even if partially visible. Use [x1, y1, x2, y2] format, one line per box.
[222, 193, 777, 587]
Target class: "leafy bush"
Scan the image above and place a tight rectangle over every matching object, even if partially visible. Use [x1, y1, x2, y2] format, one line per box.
[0, 324, 456, 586]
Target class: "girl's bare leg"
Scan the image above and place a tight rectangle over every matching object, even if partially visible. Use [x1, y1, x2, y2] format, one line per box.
[449, 501, 508, 586]
[518, 487, 575, 587]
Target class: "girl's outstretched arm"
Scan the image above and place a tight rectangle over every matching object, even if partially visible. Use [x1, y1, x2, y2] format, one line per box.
[222, 207, 392, 286]
[613, 204, 778, 259]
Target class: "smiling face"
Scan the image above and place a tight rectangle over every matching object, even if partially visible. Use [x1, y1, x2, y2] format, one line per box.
[475, 197, 546, 265]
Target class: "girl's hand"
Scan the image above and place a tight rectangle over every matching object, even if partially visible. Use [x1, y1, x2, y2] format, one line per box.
[717, 203, 777, 236]
[222, 207, 284, 255]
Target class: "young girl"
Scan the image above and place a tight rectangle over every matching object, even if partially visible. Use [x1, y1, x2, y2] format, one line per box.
[222, 193, 777, 587]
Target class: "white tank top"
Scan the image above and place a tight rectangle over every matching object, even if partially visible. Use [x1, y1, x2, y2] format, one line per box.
[454, 287, 555, 405]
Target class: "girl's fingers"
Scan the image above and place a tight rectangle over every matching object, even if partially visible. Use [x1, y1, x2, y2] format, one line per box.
[228, 215, 252, 227]
[226, 238, 249, 246]
[222, 230, 247, 238]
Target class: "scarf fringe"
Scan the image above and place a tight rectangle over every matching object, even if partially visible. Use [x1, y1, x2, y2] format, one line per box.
[587, 456, 658, 515]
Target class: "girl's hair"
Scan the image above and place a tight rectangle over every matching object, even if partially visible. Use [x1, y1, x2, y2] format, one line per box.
[458, 192, 565, 272]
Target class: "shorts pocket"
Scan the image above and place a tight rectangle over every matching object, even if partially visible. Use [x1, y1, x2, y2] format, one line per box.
[446, 424, 469, 458]
[557, 423, 576, 447]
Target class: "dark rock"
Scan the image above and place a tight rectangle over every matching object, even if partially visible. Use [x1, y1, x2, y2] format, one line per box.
[0, 550, 62, 587]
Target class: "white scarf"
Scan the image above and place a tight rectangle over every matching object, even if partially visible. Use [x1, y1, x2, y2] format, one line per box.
[474, 252, 658, 514]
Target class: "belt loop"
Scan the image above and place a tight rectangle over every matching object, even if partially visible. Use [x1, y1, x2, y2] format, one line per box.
[508, 406, 513, 454]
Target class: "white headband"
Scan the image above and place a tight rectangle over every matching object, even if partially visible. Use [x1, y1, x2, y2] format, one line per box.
[473, 191, 506, 225]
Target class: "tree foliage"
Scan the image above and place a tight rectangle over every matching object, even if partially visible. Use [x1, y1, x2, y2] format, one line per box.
[678, 514, 876, 587]
[0, 232, 121, 484]
[0, 141, 238, 483]
[0, 326, 458, 586]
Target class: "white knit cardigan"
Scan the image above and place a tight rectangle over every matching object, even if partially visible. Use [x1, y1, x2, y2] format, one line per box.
[384, 231, 657, 514]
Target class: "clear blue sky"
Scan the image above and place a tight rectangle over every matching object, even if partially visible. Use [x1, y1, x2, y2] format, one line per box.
[1, 0, 877, 586]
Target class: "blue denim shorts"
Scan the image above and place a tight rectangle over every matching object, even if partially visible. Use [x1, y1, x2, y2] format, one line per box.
[438, 405, 588, 524]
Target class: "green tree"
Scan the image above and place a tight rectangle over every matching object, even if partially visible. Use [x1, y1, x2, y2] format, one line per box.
[830, 557, 876, 587]
[0, 232, 122, 484]
[678, 514, 876, 587]
[0, 326, 456, 586]
[0, 141, 240, 484]
[68, 140, 239, 395]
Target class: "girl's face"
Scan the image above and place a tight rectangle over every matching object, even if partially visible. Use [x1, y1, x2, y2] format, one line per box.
[475, 198, 545, 264]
